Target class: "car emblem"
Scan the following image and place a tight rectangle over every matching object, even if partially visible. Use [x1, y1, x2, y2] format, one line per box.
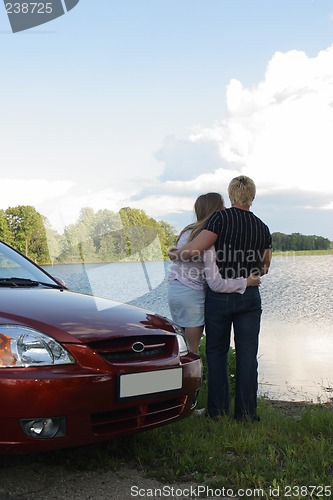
[132, 341, 145, 353]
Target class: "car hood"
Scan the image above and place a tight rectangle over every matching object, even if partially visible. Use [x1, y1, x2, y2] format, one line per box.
[0, 288, 174, 343]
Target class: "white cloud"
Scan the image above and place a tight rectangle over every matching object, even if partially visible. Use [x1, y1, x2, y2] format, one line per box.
[0, 179, 74, 210]
[166, 46, 333, 196]
[0, 178, 76, 233]
[0, 178, 140, 233]
[130, 167, 243, 222]
[155, 135, 222, 181]
[133, 45, 333, 238]
[162, 168, 241, 196]
[189, 45, 333, 194]
[40, 186, 140, 233]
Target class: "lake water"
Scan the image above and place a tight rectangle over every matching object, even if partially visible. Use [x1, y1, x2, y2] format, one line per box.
[44, 254, 333, 402]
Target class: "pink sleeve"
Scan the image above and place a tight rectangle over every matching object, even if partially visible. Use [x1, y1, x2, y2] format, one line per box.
[203, 247, 247, 294]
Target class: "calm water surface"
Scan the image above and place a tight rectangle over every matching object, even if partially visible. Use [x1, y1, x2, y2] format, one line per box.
[45, 255, 333, 402]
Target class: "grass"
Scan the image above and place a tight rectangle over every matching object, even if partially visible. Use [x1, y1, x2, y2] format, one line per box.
[5, 345, 331, 499]
[272, 249, 333, 256]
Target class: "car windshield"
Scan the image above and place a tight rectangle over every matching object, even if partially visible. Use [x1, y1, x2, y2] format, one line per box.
[0, 242, 57, 285]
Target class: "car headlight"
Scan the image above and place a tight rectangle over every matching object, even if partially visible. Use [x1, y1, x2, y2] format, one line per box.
[168, 319, 184, 335]
[167, 320, 188, 354]
[0, 325, 75, 368]
[176, 334, 188, 354]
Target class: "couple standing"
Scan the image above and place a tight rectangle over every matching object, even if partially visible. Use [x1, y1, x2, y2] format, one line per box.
[168, 175, 272, 422]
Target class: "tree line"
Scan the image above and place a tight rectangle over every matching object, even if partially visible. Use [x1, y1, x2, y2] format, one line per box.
[0, 205, 331, 264]
[272, 232, 331, 252]
[0, 205, 176, 264]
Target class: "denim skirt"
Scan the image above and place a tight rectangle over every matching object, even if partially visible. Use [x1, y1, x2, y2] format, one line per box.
[167, 279, 205, 328]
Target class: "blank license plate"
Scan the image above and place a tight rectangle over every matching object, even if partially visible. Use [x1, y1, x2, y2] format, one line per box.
[119, 367, 182, 398]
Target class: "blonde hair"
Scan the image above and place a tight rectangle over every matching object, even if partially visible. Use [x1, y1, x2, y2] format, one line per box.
[178, 192, 224, 242]
[228, 175, 256, 207]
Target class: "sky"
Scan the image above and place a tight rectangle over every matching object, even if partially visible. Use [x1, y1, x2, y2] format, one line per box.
[1, 0, 333, 240]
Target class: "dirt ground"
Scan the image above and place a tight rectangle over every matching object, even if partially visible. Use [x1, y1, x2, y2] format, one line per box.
[0, 460, 238, 500]
[0, 451, 236, 500]
[0, 462, 201, 500]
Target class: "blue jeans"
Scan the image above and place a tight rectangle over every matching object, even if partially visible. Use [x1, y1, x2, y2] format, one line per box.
[205, 287, 262, 420]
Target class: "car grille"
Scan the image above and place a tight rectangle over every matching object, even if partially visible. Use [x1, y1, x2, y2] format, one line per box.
[91, 396, 187, 436]
[87, 334, 175, 362]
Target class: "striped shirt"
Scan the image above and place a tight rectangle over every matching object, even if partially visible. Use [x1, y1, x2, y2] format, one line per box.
[205, 207, 272, 279]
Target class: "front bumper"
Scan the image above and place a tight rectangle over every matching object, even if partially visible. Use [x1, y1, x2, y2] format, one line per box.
[0, 354, 201, 453]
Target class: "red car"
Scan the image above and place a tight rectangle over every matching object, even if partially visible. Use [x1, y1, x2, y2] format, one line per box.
[0, 241, 201, 453]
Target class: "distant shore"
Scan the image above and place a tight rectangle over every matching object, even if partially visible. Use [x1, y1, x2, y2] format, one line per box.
[41, 249, 333, 266]
[272, 249, 333, 256]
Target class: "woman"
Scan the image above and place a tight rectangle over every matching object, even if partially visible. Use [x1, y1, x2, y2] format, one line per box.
[168, 192, 260, 354]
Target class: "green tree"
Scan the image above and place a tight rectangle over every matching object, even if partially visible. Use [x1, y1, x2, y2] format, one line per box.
[0, 210, 13, 245]
[313, 235, 331, 250]
[44, 220, 62, 264]
[272, 232, 331, 251]
[119, 207, 168, 260]
[156, 220, 177, 258]
[59, 222, 97, 263]
[92, 209, 123, 260]
[5, 206, 50, 263]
